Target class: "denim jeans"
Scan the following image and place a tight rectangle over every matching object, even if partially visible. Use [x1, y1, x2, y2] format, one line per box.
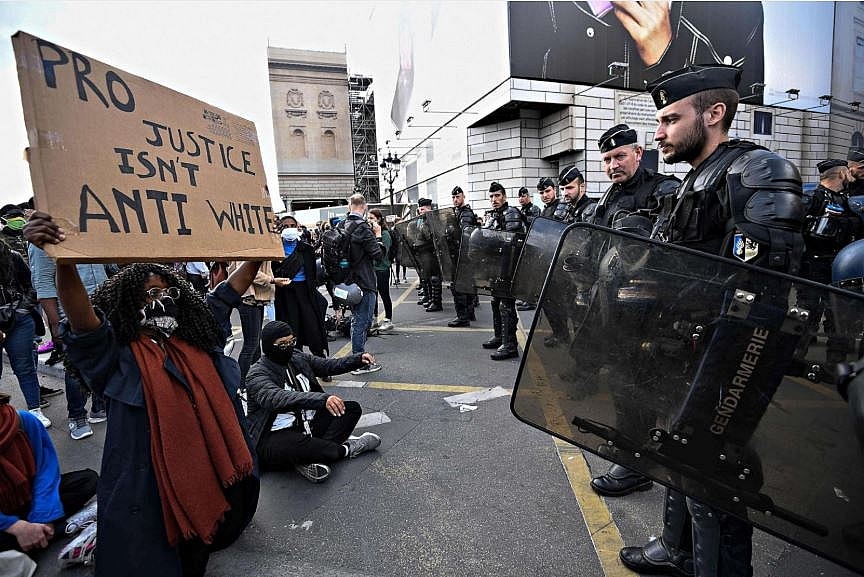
[65, 364, 105, 421]
[350, 290, 376, 354]
[237, 302, 264, 386]
[1, 311, 41, 410]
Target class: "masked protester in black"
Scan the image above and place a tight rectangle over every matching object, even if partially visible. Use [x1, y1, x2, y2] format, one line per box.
[244, 321, 381, 483]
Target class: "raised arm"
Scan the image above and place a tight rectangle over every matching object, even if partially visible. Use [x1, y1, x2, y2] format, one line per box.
[23, 212, 100, 333]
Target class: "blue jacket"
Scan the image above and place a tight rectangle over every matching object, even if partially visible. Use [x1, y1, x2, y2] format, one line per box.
[62, 282, 259, 577]
[0, 410, 64, 531]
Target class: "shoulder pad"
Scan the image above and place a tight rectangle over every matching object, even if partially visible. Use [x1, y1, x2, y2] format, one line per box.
[730, 149, 802, 192]
[692, 141, 766, 192]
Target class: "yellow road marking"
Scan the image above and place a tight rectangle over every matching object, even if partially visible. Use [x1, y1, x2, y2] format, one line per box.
[366, 381, 491, 393]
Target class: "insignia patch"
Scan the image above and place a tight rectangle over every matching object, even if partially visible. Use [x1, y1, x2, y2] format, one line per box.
[733, 233, 759, 262]
[658, 90, 668, 105]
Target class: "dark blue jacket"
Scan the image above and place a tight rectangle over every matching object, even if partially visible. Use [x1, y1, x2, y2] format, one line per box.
[62, 282, 259, 577]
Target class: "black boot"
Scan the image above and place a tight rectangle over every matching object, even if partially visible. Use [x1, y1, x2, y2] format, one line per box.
[490, 343, 518, 360]
[591, 463, 653, 496]
[425, 278, 443, 312]
[482, 337, 502, 349]
[448, 318, 470, 327]
[620, 488, 693, 576]
[483, 297, 503, 348]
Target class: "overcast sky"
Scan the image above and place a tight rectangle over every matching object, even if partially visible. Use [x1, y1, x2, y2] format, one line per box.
[0, 1, 420, 208]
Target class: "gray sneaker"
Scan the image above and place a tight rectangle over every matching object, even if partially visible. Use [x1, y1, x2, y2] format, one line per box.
[88, 410, 107, 424]
[294, 463, 331, 483]
[345, 432, 381, 458]
[68, 418, 93, 440]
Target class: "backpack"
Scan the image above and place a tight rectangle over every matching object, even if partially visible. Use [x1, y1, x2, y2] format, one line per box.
[386, 227, 401, 262]
[321, 220, 358, 284]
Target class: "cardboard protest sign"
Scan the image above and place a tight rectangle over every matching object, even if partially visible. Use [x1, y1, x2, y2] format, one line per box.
[13, 31, 284, 263]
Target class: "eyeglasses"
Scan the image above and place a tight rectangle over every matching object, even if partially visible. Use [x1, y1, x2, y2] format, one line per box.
[144, 287, 180, 301]
[273, 336, 297, 349]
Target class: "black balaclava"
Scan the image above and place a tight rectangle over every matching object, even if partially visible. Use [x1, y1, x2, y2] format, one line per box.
[261, 320, 295, 366]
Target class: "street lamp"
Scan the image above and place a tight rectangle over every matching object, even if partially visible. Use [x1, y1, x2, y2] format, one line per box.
[379, 151, 401, 212]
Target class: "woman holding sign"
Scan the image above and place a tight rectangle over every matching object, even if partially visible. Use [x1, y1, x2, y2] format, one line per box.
[24, 212, 260, 577]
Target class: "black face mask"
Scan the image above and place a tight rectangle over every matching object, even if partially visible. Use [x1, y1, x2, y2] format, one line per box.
[139, 299, 179, 337]
[265, 343, 295, 366]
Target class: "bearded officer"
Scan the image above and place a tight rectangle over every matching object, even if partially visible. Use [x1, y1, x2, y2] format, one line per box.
[481, 182, 525, 360]
[553, 165, 595, 223]
[620, 64, 805, 577]
[588, 124, 680, 498]
[847, 147, 864, 196]
[448, 186, 478, 327]
[538, 177, 559, 218]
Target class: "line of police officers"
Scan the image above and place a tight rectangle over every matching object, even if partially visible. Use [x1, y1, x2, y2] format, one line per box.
[409, 63, 864, 577]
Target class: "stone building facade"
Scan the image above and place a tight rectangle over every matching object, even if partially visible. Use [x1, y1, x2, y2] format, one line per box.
[268, 47, 354, 211]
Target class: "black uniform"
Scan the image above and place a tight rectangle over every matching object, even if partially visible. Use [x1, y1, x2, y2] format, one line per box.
[411, 215, 443, 311]
[450, 203, 478, 325]
[634, 139, 804, 577]
[552, 194, 596, 224]
[797, 182, 863, 373]
[482, 203, 526, 359]
[541, 198, 560, 219]
[585, 166, 680, 498]
[519, 203, 541, 227]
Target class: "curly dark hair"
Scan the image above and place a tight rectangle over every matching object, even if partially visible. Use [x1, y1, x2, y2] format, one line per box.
[90, 263, 223, 350]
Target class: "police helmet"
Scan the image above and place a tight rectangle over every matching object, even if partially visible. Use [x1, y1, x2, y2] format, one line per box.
[832, 239, 864, 293]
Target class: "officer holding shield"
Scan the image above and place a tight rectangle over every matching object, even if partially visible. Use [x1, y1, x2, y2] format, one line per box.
[482, 182, 526, 360]
[620, 64, 805, 577]
[588, 124, 679, 497]
[448, 186, 478, 328]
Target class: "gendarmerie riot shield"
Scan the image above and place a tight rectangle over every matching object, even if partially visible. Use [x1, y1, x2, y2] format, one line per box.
[393, 220, 417, 271]
[396, 215, 439, 280]
[511, 224, 864, 574]
[511, 216, 570, 303]
[424, 208, 460, 282]
[453, 226, 525, 297]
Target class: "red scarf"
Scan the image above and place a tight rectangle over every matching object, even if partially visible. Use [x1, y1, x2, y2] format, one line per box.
[130, 337, 253, 546]
[0, 403, 36, 516]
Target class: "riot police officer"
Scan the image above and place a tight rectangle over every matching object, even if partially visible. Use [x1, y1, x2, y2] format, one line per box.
[847, 148, 864, 196]
[588, 124, 680, 498]
[621, 64, 806, 577]
[796, 159, 862, 377]
[413, 198, 443, 312]
[482, 182, 526, 360]
[448, 186, 478, 328]
[517, 187, 541, 227]
[553, 165, 595, 223]
[538, 177, 559, 218]
[540, 166, 596, 348]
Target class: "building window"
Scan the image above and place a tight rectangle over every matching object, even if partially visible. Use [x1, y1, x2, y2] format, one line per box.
[426, 141, 435, 162]
[289, 129, 306, 159]
[321, 130, 336, 160]
[753, 111, 772, 136]
[855, 35, 864, 94]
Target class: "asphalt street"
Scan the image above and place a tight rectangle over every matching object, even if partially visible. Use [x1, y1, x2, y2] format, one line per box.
[0, 273, 858, 577]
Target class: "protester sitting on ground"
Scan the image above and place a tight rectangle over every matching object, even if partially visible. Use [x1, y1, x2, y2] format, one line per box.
[25, 211, 261, 577]
[245, 320, 381, 483]
[0, 238, 52, 428]
[0, 392, 98, 554]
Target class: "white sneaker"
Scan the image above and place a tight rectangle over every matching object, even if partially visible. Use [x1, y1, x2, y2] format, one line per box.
[29, 408, 52, 428]
[378, 319, 394, 332]
[351, 362, 382, 376]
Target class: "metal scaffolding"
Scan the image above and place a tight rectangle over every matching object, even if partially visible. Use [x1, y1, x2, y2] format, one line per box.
[349, 75, 380, 202]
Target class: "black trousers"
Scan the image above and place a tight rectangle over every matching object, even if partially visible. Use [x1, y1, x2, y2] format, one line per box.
[0, 468, 98, 553]
[257, 401, 362, 469]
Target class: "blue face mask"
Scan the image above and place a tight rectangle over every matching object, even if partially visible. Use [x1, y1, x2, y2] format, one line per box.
[281, 228, 300, 242]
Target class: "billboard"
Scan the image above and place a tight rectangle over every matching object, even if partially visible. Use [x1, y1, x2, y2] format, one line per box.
[508, 1, 833, 110]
